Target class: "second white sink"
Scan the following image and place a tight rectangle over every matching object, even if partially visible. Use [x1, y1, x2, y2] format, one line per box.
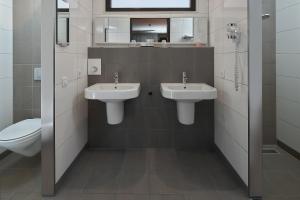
[85, 83, 141, 125]
[161, 83, 217, 125]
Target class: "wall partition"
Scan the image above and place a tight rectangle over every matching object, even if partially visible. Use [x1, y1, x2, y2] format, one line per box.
[248, 0, 262, 198]
[209, 0, 249, 185]
[41, 0, 55, 195]
[41, 0, 93, 195]
[209, 0, 263, 198]
[54, 0, 92, 183]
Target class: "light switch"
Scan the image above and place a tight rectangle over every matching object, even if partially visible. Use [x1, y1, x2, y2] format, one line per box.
[88, 58, 101, 75]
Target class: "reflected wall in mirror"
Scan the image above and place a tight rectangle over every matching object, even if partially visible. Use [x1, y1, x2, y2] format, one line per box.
[57, 0, 70, 47]
[170, 18, 194, 42]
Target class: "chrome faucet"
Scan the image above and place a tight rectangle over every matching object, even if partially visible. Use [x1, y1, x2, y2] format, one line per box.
[114, 72, 119, 88]
[183, 72, 188, 88]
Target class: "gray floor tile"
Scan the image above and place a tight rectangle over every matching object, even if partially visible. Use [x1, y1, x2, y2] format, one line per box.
[57, 170, 91, 193]
[263, 147, 300, 198]
[289, 168, 300, 182]
[0, 168, 41, 196]
[0, 149, 253, 200]
[80, 194, 116, 200]
[150, 194, 186, 200]
[263, 153, 300, 171]
[217, 190, 249, 200]
[121, 150, 149, 173]
[10, 192, 43, 200]
[116, 194, 150, 200]
[149, 172, 184, 195]
[185, 191, 220, 200]
[210, 168, 243, 191]
[263, 197, 300, 200]
[263, 170, 300, 197]
[83, 169, 119, 194]
[116, 171, 149, 194]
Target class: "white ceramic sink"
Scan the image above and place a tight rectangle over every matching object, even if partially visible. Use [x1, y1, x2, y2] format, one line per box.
[161, 83, 217, 125]
[161, 83, 217, 101]
[85, 83, 141, 125]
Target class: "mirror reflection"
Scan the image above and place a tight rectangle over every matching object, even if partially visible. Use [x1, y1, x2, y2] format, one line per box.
[93, 17, 208, 45]
[131, 18, 170, 42]
[57, 0, 70, 46]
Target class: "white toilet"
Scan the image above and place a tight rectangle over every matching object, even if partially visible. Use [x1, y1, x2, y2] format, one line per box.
[0, 119, 41, 157]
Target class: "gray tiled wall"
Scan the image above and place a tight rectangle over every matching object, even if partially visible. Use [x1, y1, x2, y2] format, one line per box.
[88, 47, 214, 149]
[13, 0, 41, 122]
[262, 0, 276, 144]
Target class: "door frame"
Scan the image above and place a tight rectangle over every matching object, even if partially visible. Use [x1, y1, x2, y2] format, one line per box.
[248, 0, 263, 198]
[41, 0, 56, 196]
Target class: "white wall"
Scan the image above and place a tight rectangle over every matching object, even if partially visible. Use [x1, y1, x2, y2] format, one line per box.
[55, 0, 92, 182]
[276, 0, 300, 153]
[0, 0, 13, 153]
[209, 0, 249, 184]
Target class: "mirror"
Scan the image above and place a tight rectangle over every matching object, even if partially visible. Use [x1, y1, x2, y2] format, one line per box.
[131, 18, 170, 42]
[93, 17, 208, 45]
[57, 0, 70, 47]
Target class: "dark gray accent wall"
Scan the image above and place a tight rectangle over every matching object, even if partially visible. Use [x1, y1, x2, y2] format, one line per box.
[13, 0, 41, 123]
[262, 0, 276, 144]
[88, 47, 214, 149]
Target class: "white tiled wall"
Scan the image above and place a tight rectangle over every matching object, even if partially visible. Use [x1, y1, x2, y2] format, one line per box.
[55, 0, 92, 182]
[276, 0, 300, 153]
[209, 0, 249, 184]
[0, 0, 13, 154]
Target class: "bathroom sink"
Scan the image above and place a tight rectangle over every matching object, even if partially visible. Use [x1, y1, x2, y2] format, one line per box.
[85, 83, 141, 125]
[160, 83, 217, 125]
[85, 83, 141, 101]
[161, 83, 217, 101]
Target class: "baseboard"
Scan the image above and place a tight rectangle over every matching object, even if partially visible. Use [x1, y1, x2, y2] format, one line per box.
[278, 140, 300, 160]
[263, 144, 278, 149]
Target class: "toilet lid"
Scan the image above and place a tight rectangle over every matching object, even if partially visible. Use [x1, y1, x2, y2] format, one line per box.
[0, 119, 41, 141]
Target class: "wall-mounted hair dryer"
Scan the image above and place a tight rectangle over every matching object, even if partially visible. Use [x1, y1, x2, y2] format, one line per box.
[226, 23, 241, 45]
[227, 23, 241, 91]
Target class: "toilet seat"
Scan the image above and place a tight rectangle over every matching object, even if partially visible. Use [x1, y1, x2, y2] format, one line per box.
[0, 119, 41, 141]
[0, 118, 41, 157]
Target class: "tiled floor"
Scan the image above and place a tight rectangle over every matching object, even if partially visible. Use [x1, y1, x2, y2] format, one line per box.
[0, 148, 249, 200]
[1, 147, 300, 200]
[263, 147, 300, 200]
[0, 153, 41, 200]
